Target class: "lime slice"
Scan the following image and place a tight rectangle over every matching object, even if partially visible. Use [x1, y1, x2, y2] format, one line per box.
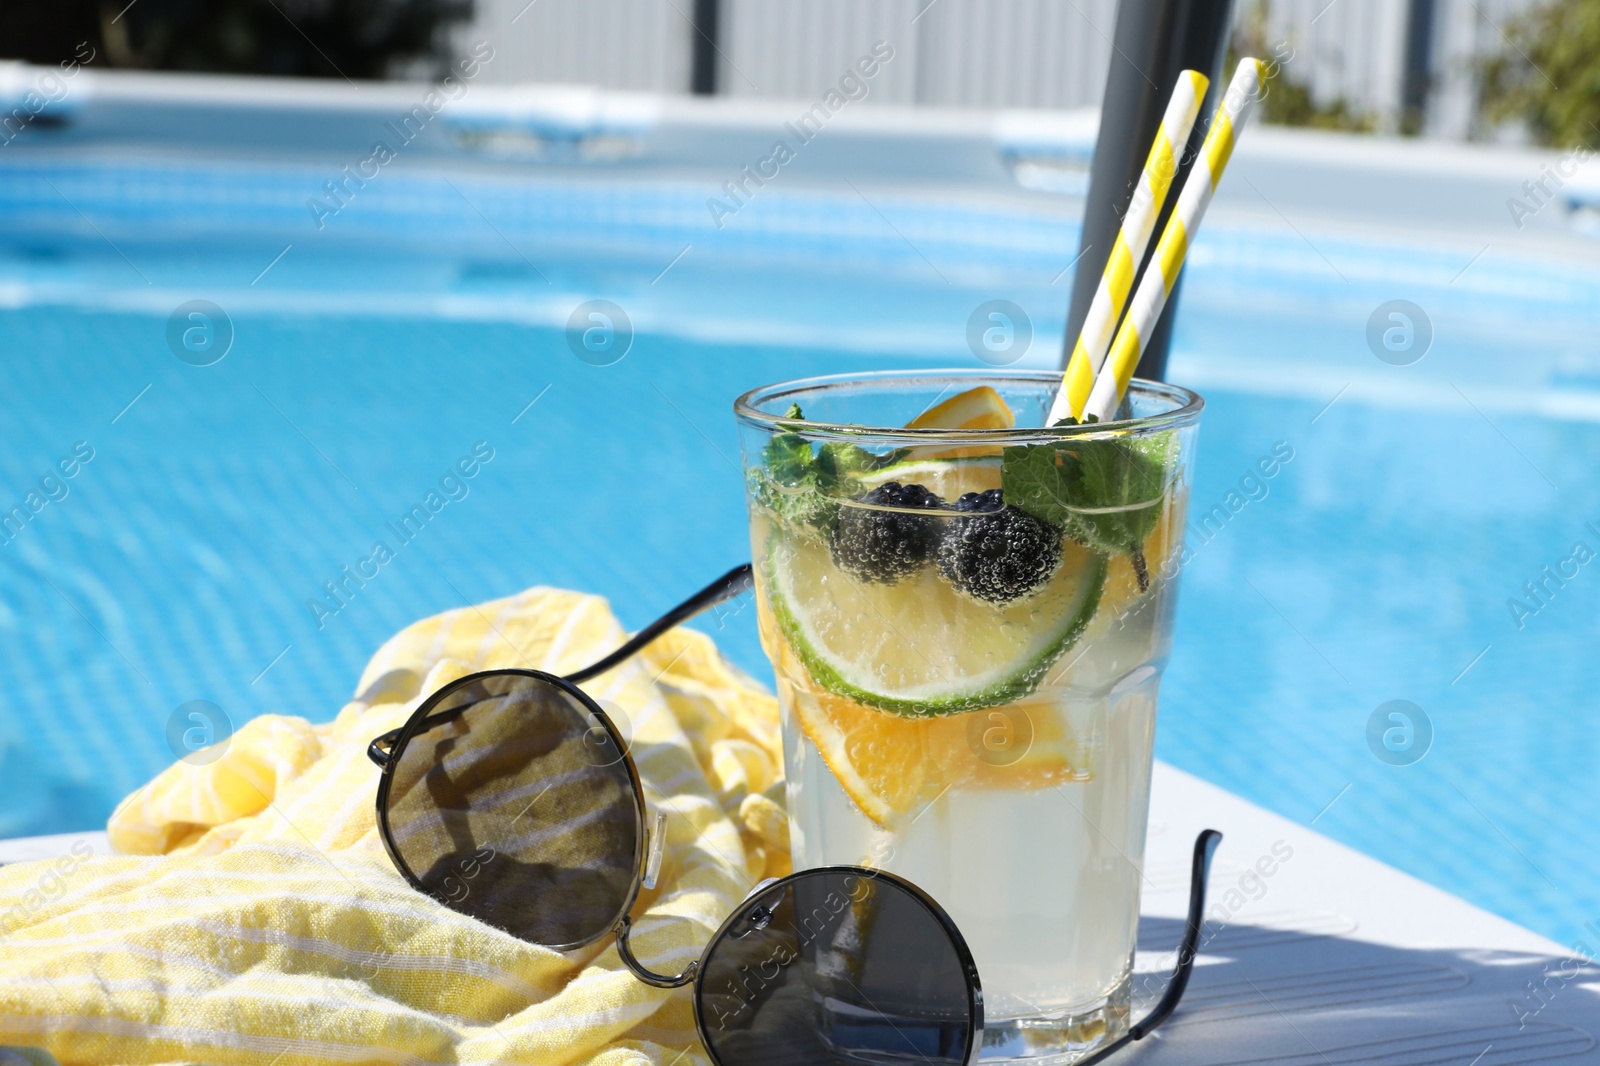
[767, 531, 1107, 717]
[854, 456, 1002, 500]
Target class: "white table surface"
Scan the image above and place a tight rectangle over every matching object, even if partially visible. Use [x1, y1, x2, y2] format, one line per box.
[1135, 762, 1599, 1064]
[3, 762, 1596, 1062]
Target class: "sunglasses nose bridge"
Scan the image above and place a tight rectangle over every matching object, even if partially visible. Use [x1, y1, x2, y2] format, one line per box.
[613, 808, 701, 988]
[614, 915, 700, 989]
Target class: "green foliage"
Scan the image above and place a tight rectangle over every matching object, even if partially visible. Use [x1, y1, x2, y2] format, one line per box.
[1259, 75, 1378, 133]
[1481, 0, 1600, 148]
[1, 0, 472, 80]
[1228, 5, 1378, 133]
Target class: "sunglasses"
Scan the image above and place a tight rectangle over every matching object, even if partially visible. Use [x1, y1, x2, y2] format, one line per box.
[367, 565, 1220, 1066]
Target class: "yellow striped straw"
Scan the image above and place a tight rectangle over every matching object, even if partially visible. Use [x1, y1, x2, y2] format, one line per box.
[1083, 58, 1264, 424]
[1048, 69, 1209, 426]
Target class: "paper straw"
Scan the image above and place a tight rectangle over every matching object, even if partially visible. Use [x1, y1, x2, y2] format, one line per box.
[1047, 69, 1209, 426]
[1082, 58, 1264, 424]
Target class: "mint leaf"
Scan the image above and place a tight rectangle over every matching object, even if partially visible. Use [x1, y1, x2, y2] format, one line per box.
[1001, 431, 1176, 557]
[1001, 443, 1074, 526]
[760, 403, 813, 486]
[749, 468, 835, 530]
[752, 406, 904, 529]
[763, 431, 814, 487]
[814, 442, 881, 488]
[1061, 434, 1172, 554]
[752, 405, 840, 531]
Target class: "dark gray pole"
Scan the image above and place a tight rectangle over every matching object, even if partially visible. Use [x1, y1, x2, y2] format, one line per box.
[1400, 0, 1436, 133]
[690, 0, 720, 95]
[1063, 0, 1236, 383]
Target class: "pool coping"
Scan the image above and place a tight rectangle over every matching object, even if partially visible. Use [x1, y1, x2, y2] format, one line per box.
[4, 64, 1599, 262]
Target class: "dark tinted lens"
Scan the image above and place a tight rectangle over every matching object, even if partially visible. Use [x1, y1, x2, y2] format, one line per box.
[382, 673, 641, 948]
[697, 869, 979, 1066]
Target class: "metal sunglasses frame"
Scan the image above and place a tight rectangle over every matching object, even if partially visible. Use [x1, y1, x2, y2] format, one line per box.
[365, 563, 1222, 1066]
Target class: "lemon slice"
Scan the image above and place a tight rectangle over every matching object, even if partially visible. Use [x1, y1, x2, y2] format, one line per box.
[767, 531, 1107, 717]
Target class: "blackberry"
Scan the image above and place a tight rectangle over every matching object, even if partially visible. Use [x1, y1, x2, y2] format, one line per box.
[950, 488, 1004, 514]
[938, 489, 1061, 605]
[830, 482, 945, 583]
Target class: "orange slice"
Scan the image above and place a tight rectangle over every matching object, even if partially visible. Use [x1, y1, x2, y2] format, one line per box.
[783, 629, 1088, 824]
[906, 386, 1015, 460]
[907, 386, 1016, 430]
[782, 662, 931, 827]
[926, 700, 1083, 791]
[788, 682, 1088, 825]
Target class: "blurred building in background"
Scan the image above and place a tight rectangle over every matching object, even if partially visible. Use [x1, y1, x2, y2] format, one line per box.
[0, 0, 1575, 142]
[470, 0, 1541, 140]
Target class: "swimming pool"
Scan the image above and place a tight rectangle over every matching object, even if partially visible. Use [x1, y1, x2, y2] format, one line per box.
[3, 73, 1598, 956]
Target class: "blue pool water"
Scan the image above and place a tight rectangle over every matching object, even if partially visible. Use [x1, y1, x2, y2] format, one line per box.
[2, 146, 1599, 956]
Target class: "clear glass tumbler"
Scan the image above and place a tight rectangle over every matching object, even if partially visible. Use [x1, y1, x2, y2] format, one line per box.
[734, 369, 1202, 1064]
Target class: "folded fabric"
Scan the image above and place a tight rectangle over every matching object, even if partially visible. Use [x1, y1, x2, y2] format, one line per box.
[0, 586, 791, 1066]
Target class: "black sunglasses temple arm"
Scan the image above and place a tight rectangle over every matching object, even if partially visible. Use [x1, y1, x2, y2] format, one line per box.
[570, 563, 751, 992]
[366, 564, 754, 766]
[1075, 828, 1222, 1066]
[564, 563, 754, 685]
[577, 565, 752, 989]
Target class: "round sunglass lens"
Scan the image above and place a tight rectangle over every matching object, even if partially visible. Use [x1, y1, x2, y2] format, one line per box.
[382, 673, 643, 949]
[697, 868, 980, 1066]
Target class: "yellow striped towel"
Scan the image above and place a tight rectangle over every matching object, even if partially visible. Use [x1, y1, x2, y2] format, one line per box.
[0, 585, 792, 1066]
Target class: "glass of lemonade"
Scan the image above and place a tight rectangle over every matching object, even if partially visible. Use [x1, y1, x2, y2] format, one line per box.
[735, 370, 1202, 1064]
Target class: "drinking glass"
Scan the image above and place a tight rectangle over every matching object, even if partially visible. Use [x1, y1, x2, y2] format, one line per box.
[735, 369, 1202, 1063]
